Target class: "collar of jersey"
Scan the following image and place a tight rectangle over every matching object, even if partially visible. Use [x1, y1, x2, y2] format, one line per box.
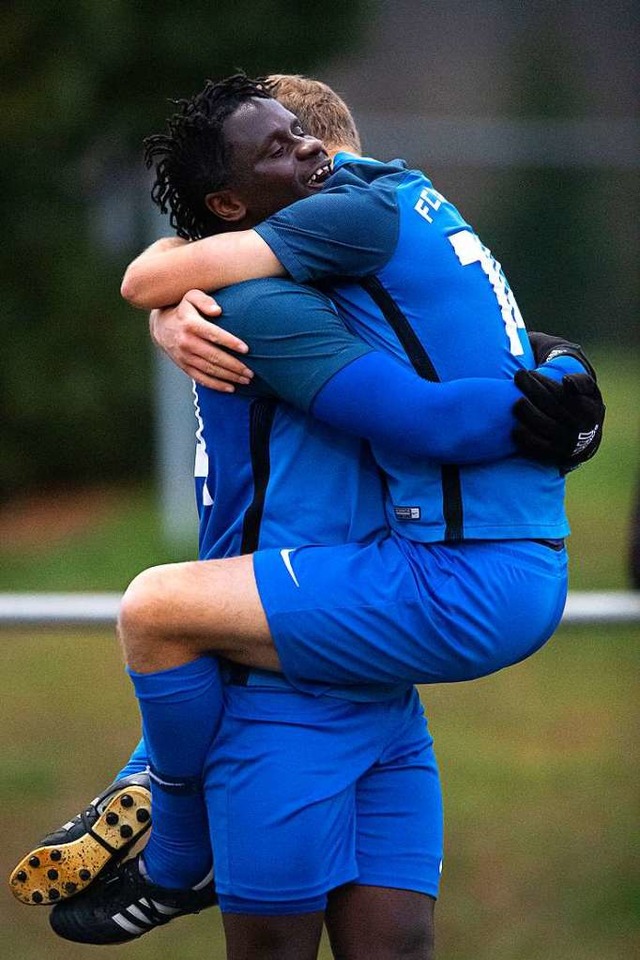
[333, 151, 381, 171]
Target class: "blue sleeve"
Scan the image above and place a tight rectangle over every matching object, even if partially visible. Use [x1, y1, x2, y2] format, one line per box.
[215, 279, 374, 410]
[534, 354, 588, 382]
[254, 181, 397, 282]
[311, 352, 521, 464]
[219, 284, 588, 464]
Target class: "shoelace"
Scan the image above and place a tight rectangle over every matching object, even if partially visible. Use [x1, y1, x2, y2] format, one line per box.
[45, 804, 98, 841]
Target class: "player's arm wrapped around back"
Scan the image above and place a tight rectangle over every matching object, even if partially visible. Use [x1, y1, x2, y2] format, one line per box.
[513, 332, 605, 471]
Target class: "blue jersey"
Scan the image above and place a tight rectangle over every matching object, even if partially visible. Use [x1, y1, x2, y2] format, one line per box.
[255, 155, 570, 542]
[193, 280, 385, 562]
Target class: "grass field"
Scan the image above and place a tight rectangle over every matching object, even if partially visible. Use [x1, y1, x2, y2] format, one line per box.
[0, 624, 637, 959]
[0, 346, 638, 958]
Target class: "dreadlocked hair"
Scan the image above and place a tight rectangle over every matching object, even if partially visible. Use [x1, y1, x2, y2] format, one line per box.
[143, 73, 272, 240]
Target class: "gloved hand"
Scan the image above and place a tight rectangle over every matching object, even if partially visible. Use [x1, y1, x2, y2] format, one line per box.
[513, 369, 605, 470]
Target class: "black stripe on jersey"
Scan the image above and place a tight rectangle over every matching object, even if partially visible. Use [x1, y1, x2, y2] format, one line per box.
[360, 277, 439, 382]
[241, 399, 277, 554]
[229, 399, 277, 688]
[359, 275, 464, 541]
[440, 466, 464, 543]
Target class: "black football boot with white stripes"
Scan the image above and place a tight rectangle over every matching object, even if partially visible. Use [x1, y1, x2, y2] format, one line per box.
[49, 853, 217, 944]
[9, 772, 151, 905]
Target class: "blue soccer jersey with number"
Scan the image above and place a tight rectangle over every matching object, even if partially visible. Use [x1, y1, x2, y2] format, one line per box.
[255, 155, 570, 542]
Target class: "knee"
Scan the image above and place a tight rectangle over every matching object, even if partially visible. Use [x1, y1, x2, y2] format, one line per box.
[393, 924, 434, 960]
[118, 566, 171, 646]
[375, 912, 435, 960]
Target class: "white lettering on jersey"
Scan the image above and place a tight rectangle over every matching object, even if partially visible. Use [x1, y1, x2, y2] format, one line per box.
[448, 230, 525, 356]
[192, 381, 213, 507]
[414, 186, 443, 223]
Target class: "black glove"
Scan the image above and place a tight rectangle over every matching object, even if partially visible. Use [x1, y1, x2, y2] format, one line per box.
[528, 331, 598, 381]
[513, 369, 605, 470]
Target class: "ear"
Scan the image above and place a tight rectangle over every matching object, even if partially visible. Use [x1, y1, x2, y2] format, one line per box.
[205, 190, 246, 223]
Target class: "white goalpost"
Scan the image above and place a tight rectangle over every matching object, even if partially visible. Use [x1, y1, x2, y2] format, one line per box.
[0, 592, 638, 629]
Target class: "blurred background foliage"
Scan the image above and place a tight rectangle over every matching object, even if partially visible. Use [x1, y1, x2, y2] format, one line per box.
[1, 0, 367, 499]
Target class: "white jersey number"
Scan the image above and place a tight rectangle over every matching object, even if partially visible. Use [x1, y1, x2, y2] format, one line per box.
[192, 381, 213, 507]
[448, 230, 525, 356]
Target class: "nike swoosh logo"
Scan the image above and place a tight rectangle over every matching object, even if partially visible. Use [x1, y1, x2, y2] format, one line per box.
[280, 548, 300, 587]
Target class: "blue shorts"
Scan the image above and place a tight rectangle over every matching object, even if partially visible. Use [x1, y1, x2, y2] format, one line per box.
[203, 681, 442, 915]
[253, 535, 567, 691]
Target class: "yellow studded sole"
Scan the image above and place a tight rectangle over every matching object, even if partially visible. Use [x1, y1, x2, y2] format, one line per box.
[9, 785, 151, 905]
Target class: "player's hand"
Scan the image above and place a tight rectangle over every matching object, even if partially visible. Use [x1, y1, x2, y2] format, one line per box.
[149, 289, 254, 392]
[512, 370, 605, 470]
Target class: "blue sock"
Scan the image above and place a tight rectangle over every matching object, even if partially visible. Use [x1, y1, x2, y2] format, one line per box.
[114, 737, 149, 781]
[127, 656, 223, 889]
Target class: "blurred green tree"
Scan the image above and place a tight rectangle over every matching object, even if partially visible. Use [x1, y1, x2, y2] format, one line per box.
[1, 0, 368, 499]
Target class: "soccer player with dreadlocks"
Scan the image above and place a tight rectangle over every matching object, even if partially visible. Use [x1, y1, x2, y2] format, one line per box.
[12, 74, 603, 959]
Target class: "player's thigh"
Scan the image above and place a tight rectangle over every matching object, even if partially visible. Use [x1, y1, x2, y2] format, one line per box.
[254, 535, 568, 686]
[326, 884, 435, 960]
[253, 536, 428, 688]
[119, 555, 279, 667]
[419, 537, 568, 679]
[222, 910, 325, 960]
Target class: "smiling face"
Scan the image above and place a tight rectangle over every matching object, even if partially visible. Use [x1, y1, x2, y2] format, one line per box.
[205, 97, 332, 228]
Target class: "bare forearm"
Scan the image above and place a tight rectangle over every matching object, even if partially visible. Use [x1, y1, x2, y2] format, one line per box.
[121, 230, 283, 309]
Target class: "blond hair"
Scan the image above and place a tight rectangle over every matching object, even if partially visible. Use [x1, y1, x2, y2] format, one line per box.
[266, 74, 361, 155]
